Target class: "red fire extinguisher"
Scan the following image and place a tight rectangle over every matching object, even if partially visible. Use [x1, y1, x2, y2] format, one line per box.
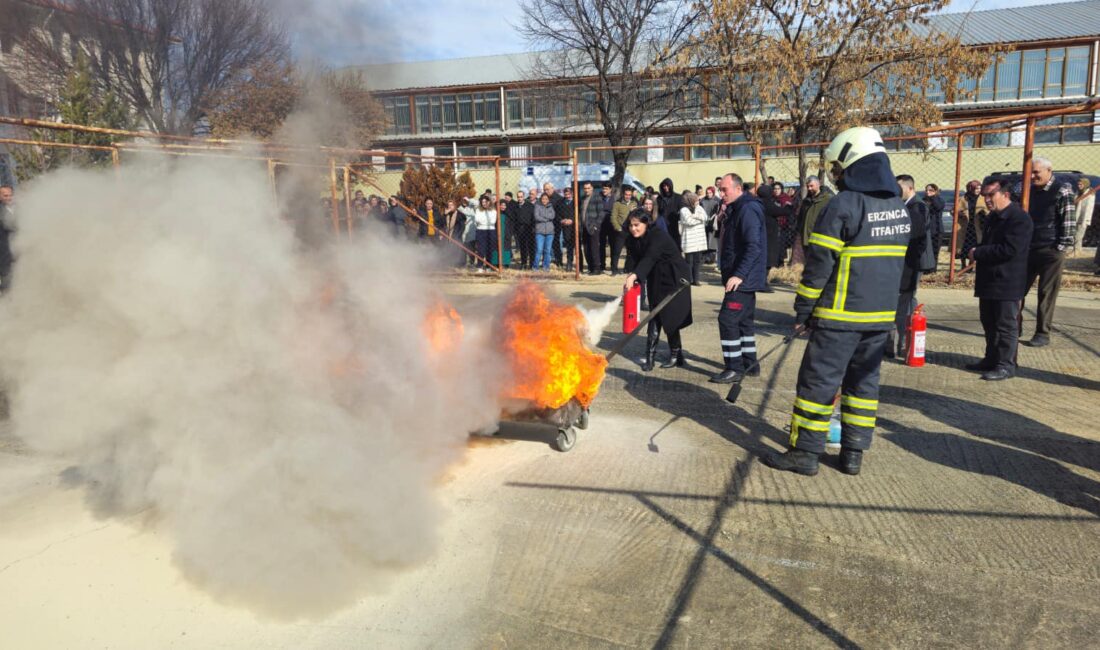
[907, 304, 926, 367]
[623, 283, 642, 334]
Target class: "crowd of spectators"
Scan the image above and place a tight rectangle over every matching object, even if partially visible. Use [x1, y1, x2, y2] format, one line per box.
[327, 163, 1099, 288]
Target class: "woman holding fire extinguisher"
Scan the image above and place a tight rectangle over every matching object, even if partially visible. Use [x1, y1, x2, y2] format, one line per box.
[623, 212, 693, 371]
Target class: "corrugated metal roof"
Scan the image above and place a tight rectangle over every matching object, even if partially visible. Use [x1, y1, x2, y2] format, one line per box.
[355, 51, 540, 93]
[351, 0, 1100, 93]
[913, 0, 1100, 45]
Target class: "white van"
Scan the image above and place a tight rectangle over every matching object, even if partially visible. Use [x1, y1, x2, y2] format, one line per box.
[517, 163, 646, 196]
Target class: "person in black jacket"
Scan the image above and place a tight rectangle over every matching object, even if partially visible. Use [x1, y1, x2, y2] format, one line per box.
[710, 173, 767, 384]
[623, 212, 693, 371]
[763, 127, 909, 478]
[887, 175, 929, 360]
[657, 178, 684, 250]
[0, 185, 14, 291]
[965, 179, 1033, 381]
[923, 183, 945, 264]
[515, 190, 536, 270]
[758, 183, 787, 271]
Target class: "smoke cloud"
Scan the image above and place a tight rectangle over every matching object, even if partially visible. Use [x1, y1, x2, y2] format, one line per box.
[0, 157, 505, 618]
[579, 297, 623, 348]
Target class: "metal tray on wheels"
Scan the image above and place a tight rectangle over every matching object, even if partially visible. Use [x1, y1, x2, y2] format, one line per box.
[503, 398, 589, 452]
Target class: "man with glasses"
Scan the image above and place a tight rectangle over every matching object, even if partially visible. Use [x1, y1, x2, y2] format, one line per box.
[1021, 158, 1076, 347]
[966, 179, 1033, 380]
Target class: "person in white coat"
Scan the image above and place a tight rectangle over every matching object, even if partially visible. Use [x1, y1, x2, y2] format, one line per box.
[679, 191, 709, 285]
[459, 195, 498, 272]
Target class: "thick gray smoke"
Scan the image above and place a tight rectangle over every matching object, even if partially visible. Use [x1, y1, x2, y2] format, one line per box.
[0, 158, 504, 618]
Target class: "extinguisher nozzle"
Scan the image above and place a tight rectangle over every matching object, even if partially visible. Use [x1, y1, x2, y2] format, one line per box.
[725, 382, 743, 404]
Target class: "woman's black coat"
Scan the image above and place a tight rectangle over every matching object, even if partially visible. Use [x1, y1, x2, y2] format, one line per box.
[758, 184, 788, 269]
[627, 226, 693, 333]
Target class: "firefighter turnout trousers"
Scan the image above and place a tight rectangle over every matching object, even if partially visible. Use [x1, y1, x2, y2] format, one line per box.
[718, 290, 757, 372]
[790, 327, 888, 454]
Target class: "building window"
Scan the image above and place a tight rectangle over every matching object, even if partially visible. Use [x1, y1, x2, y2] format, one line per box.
[454, 144, 509, 170]
[995, 50, 1021, 101]
[959, 45, 1092, 104]
[1020, 49, 1045, 99]
[383, 97, 411, 136]
[409, 92, 501, 134]
[1035, 113, 1094, 145]
[1064, 46, 1090, 96]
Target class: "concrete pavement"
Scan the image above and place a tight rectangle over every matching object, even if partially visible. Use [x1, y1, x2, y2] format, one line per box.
[1, 274, 1098, 648]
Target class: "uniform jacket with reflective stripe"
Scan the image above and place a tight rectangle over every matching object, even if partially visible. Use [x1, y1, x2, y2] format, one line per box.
[794, 190, 910, 331]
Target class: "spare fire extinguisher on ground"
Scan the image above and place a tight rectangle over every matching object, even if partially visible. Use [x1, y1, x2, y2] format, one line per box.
[906, 304, 926, 367]
[623, 283, 642, 334]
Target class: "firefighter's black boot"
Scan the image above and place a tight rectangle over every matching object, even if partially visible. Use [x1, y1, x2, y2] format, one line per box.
[838, 448, 863, 475]
[660, 348, 685, 368]
[760, 448, 820, 476]
[641, 324, 659, 372]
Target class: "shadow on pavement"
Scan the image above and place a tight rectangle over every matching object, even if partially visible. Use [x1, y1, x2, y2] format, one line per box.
[927, 351, 1100, 391]
[880, 384, 1100, 516]
[883, 427, 1100, 518]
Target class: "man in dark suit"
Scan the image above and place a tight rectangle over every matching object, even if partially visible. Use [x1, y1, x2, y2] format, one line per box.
[888, 175, 928, 360]
[966, 179, 1033, 381]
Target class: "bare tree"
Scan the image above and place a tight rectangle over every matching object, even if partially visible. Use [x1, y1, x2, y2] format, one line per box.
[692, 0, 991, 189]
[207, 64, 387, 148]
[519, 0, 701, 194]
[13, 0, 288, 136]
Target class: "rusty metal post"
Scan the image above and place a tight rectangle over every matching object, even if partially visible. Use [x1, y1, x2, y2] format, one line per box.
[949, 132, 965, 284]
[343, 166, 353, 236]
[754, 144, 761, 187]
[267, 159, 278, 205]
[1021, 117, 1036, 212]
[572, 149, 581, 280]
[495, 156, 503, 273]
[328, 158, 340, 236]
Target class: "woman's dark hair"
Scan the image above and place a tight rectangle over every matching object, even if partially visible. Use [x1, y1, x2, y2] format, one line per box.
[628, 209, 652, 225]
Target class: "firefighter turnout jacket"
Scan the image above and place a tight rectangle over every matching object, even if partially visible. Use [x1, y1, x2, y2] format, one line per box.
[795, 183, 910, 330]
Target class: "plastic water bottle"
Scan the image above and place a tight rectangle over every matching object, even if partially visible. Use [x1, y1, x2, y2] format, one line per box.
[826, 410, 842, 448]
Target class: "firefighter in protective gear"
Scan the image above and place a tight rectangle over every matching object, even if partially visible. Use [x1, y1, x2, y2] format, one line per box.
[761, 126, 910, 477]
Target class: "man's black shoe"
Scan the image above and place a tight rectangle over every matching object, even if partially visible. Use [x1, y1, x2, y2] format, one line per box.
[760, 448, 819, 476]
[1025, 335, 1050, 348]
[884, 346, 895, 360]
[744, 364, 760, 377]
[838, 448, 863, 475]
[708, 369, 743, 384]
[981, 367, 1014, 381]
[964, 359, 995, 371]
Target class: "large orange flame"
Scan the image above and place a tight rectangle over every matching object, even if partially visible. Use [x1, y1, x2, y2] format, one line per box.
[498, 283, 607, 409]
[423, 301, 464, 353]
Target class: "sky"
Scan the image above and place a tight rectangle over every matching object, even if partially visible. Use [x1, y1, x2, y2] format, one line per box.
[276, 0, 1060, 68]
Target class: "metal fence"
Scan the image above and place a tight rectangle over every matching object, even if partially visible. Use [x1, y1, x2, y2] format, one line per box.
[3, 106, 1099, 283]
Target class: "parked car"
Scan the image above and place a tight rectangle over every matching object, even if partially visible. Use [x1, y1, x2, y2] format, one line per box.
[982, 170, 1100, 201]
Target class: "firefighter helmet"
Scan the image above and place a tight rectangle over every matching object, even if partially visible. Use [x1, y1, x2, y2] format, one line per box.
[823, 127, 887, 183]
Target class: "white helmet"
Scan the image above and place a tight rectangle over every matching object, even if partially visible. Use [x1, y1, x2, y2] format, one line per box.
[823, 127, 887, 182]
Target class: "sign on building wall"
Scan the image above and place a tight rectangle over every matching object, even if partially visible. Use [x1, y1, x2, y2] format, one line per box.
[509, 145, 528, 167]
[647, 137, 664, 163]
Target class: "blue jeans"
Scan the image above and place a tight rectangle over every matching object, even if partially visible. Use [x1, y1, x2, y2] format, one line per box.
[535, 233, 554, 270]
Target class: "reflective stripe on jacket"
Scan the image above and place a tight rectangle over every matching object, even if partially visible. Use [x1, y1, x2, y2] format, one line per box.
[794, 191, 910, 331]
